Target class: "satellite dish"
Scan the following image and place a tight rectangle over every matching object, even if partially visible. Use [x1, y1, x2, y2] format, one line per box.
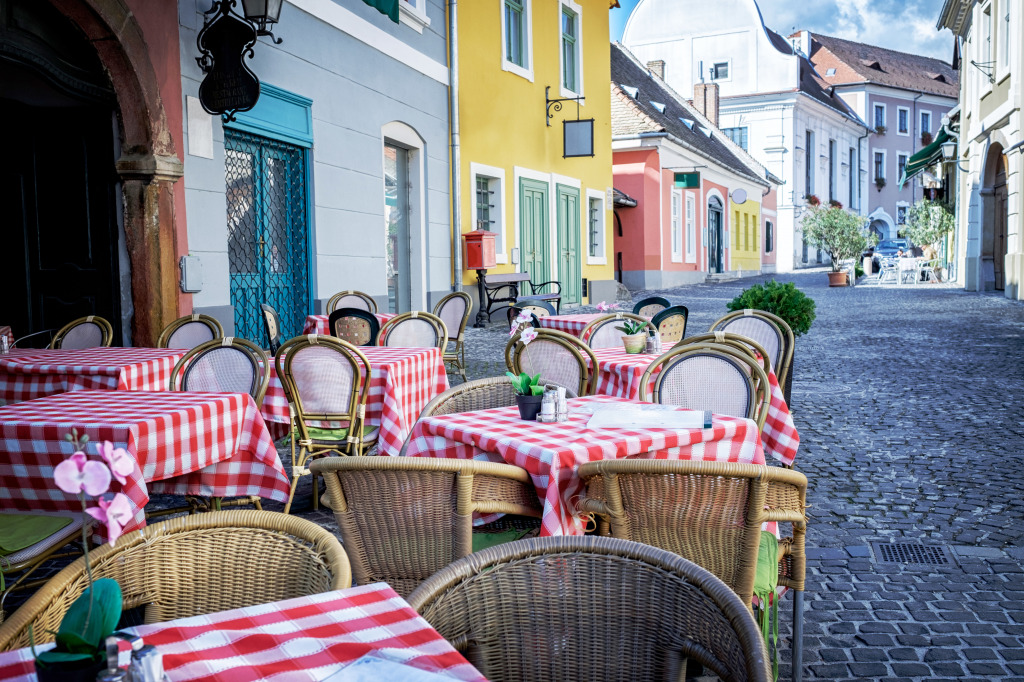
[731, 188, 748, 204]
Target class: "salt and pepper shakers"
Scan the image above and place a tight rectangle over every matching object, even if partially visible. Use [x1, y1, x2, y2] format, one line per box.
[98, 633, 165, 682]
[538, 385, 569, 423]
[555, 386, 567, 422]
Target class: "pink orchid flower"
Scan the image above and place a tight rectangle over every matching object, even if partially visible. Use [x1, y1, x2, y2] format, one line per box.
[86, 493, 133, 546]
[596, 301, 618, 312]
[99, 441, 134, 486]
[54, 452, 111, 497]
[520, 327, 538, 345]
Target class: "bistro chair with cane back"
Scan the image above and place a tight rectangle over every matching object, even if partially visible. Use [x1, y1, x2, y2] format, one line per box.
[310, 457, 542, 598]
[157, 313, 224, 349]
[639, 343, 770, 431]
[275, 336, 375, 514]
[378, 311, 448, 350]
[328, 308, 380, 347]
[678, 331, 772, 376]
[433, 291, 472, 381]
[49, 316, 114, 349]
[514, 298, 557, 317]
[327, 290, 377, 314]
[710, 310, 794, 403]
[576, 461, 808, 681]
[0, 511, 352, 652]
[580, 312, 654, 349]
[633, 295, 671, 318]
[407, 536, 773, 682]
[260, 303, 284, 356]
[651, 305, 690, 345]
[505, 328, 597, 397]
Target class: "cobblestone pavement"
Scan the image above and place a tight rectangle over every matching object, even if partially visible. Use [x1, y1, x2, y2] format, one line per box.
[8, 269, 1024, 682]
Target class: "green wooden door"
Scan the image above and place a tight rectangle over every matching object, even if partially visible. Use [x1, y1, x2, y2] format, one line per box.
[519, 179, 550, 284]
[556, 184, 581, 305]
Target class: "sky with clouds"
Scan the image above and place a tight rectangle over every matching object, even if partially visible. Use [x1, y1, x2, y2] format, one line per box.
[610, 0, 956, 61]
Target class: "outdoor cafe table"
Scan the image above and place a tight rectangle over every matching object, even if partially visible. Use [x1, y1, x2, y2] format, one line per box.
[0, 583, 487, 682]
[303, 312, 397, 336]
[535, 313, 605, 337]
[588, 347, 800, 466]
[0, 347, 185, 405]
[404, 394, 765, 537]
[0, 390, 290, 539]
[260, 346, 449, 456]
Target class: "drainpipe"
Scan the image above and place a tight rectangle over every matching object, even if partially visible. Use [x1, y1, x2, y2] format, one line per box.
[857, 130, 869, 216]
[910, 92, 923, 215]
[448, 0, 462, 292]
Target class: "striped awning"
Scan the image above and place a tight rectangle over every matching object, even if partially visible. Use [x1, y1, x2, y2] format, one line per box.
[898, 129, 951, 189]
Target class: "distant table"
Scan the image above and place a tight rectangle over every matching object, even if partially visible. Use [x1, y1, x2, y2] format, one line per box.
[0, 583, 487, 682]
[405, 394, 764, 536]
[0, 347, 185, 405]
[303, 312, 397, 336]
[261, 347, 449, 455]
[589, 347, 800, 466]
[0, 390, 290, 539]
[535, 313, 605, 338]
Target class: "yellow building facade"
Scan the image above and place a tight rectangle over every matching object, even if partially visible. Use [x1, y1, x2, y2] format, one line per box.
[456, 0, 617, 308]
[731, 198, 762, 273]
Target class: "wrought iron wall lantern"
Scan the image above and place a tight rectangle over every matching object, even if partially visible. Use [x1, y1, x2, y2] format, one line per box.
[196, 0, 284, 121]
[546, 86, 593, 158]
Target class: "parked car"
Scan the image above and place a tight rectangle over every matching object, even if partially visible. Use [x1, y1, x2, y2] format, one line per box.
[873, 239, 909, 261]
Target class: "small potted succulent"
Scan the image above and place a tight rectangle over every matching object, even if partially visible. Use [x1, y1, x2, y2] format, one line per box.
[616, 319, 649, 354]
[507, 370, 545, 420]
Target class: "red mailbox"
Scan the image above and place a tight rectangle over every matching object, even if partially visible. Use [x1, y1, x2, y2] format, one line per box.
[463, 230, 497, 270]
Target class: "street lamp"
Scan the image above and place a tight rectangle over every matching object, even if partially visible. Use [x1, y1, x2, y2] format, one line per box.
[940, 139, 970, 172]
[240, 0, 284, 40]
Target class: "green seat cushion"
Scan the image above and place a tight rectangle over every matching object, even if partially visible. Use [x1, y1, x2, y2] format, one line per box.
[471, 527, 532, 553]
[0, 513, 73, 556]
[295, 423, 379, 443]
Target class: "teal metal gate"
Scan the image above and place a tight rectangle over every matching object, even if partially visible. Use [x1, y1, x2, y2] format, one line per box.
[225, 129, 310, 344]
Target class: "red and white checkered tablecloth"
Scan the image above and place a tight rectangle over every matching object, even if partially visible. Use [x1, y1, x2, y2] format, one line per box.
[405, 394, 764, 537]
[0, 347, 185, 405]
[0, 326, 11, 348]
[588, 348, 800, 466]
[0, 390, 290, 538]
[303, 313, 397, 336]
[536, 313, 604, 337]
[261, 346, 449, 456]
[0, 583, 486, 682]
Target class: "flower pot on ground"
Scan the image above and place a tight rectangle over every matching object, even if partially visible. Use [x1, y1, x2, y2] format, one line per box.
[801, 206, 870, 285]
[827, 271, 849, 287]
[515, 393, 544, 421]
[726, 280, 816, 337]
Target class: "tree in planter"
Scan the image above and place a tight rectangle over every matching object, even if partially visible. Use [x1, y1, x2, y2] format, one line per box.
[801, 205, 869, 274]
[903, 199, 954, 249]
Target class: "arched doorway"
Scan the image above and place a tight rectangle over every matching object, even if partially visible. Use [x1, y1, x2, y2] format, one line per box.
[981, 143, 1010, 292]
[708, 195, 724, 274]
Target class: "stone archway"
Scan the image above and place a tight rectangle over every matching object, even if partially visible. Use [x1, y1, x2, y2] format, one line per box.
[980, 142, 1009, 292]
[48, 0, 183, 344]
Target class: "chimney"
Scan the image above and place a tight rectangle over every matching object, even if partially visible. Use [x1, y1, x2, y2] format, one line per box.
[646, 60, 666, 80]
[692, 81, 719, 127]
[794, 29, 812, 57]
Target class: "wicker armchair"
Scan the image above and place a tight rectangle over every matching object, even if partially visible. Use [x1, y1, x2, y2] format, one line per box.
[378, 311, 448, 350]
[417, 376, 578, 420]
[577, 460, 807, 681]
[710, 310, 794, 404]
[408, 536, 772, 682]
[0, 511, 350, 652]
[310, 457, 541, 597]
[580, 312, 654, 349]
[327, 290, 377, 314]
[157, 314, 224, 349]
[633, 295, 671, 318]
[679, 332, 772, 375]
[260, 303, 284, 355]
[275, 336, 374, 513]
[433, 292, 472, 382]
[50, 316, 113, 349]
[328, 308, 380, 347]
[170, 337, 270, 407]
[639, 343, 770, 431]
[0, 511, 87, 620]
[651, 305, 689, 344]
[505, 328, 597, 396]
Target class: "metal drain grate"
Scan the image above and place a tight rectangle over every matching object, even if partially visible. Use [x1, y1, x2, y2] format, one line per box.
[872, 542, 952, 565]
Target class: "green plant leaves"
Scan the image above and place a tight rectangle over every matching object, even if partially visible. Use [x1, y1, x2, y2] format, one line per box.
[726, 280, 816, 337]
[54, 578, 122, 655]
[506, 371, 542, 396]
[35, 648, 99, 665]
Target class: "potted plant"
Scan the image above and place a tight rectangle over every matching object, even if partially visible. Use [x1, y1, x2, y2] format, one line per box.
[803, 194, 820, 207]
[801, 205, 869, 287]
[32, 433, 134, 681]
[507, 370, 545, 420]
[726, 280, 816, 338]
[828, 199, 843, 209]
[921, 131, 933, 146]
[875, 125, 887, 135]
[874, 176, 886, 191]
[616, 318, 649, 354]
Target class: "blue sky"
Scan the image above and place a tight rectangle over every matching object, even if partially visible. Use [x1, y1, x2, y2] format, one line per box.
[610, 0, 955, 61]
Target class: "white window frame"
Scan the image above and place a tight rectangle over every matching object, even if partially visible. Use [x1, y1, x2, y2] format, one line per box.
[873, 102, 886, 130]
[982, 2, 994, 94]
[558, 0, 583, 98]
[897, 153, 909, 182]
[684, 191, 696, 263]
[722, 126, 748, 151]
[764, 219, 773, 254]
[896, 202, 909, 225]
[585, 188, 606, 265]
[896, 106, 910, 136]
[399, 0, 431, 32]
[919, 110, 932, 138]
[500, 0, 534, 82]
[670, 188, 683, 263]
[710, 60, 731, 82]
[998, 0, 1011, 76]
[874, 149, 887, 181]
[470, 162, 508, 264]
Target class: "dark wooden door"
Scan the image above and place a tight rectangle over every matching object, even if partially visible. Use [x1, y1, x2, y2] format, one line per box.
[994, 168, 1008, 291]
[1, 101, 120, 341]
[708, 207, 723, 273]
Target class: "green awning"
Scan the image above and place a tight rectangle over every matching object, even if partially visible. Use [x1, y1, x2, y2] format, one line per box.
[898, 129, 950, 189]
[362, 0, 399, 23]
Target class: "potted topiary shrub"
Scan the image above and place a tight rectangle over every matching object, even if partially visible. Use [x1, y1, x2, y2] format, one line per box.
[801, 205, 870, 287]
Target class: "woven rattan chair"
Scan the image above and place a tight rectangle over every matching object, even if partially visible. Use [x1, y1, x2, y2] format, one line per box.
[378, 311, 448, 350]
[505, 328, 597, 396]
[169, 337, 270, 407]
[276, 336, 375, 514]
[260, 303, 284, 355]
[157, 314, 224, 349]
[679, 332, 772, 375]
[327, 308, 380, 347]
[433, 292, 472, 382]
[408, 536, 772, 682]
[580, 312, 654, 349]
[639, 343, 770, 430]
[310, 457, 541, 598]
[577, 460, 807, 681]
[327, 290, 377, 314]
[49, 316, 113, 349]
[710, 310, 795, 403]
[0, 511, 350, 651]
[652, 305, 689, 344]
[633, 296, 671, 318]
[0, 511, 87, 620]
[417, 376, 578, 421]
[515, 297, 557, 317]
